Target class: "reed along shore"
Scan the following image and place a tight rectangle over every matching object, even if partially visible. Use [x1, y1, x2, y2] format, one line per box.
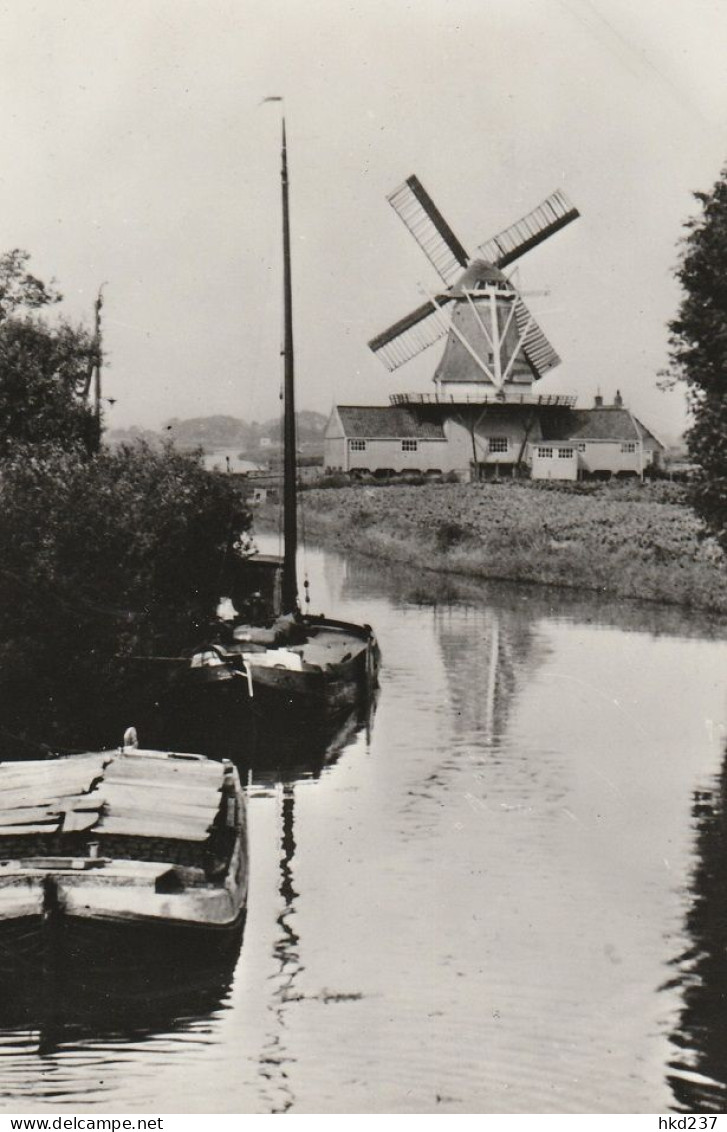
[260, 480, 727, 615]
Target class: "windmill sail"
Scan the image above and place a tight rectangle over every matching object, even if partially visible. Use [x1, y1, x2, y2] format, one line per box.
[369, 176, 578, 377]
[388, 176, 469, 286]
[476, 190, 579, 269]
[368, 295, 453, 372]
[513, 297, 560, 378]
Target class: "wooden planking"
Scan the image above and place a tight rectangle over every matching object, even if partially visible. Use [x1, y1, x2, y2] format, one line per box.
[0, 768, 105, 786]
[0, 788, 101, 811]
[104, 757, 224, 784]
[61, 810, 101, 834]
[0, 808, 60, 827]
[101, 782, 221, 813]
[0, 823, 59, 836]
[97, 815, 212, 841]
[0, 754, 107, 778]
[0, 750, 226, 846]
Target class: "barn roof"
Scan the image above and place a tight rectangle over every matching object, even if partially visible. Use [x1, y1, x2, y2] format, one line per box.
[541, 407, 663, 446]
[336, 405, 446, 440]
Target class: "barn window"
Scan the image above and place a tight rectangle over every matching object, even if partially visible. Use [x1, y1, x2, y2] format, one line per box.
[488, 436, 508, 453]
[577, 443, 586, 452]
[349, 439, 366, 451]
[401, 440, 418, 452]
[621, 442, 637, 453]
[558, 447, 574, 459]
[537, 447, 553, 459]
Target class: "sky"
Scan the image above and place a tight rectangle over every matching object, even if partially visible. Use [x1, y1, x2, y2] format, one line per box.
[1, 1, 726, 442]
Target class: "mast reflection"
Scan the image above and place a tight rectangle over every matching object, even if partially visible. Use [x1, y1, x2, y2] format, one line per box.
[259, 783, 301, 1114]
[253, 697, 376, 1112]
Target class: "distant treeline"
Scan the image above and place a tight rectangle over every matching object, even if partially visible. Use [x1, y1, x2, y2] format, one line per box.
[107, 411, 327, 454]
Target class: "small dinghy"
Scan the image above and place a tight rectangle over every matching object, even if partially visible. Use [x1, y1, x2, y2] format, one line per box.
[0, 744, 248, 969]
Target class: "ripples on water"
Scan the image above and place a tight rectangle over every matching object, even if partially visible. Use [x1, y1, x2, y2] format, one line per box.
[0, 545, 726, 1113]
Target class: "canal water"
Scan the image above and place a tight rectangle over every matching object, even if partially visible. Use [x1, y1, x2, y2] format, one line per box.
[0, 542, 726, 1114]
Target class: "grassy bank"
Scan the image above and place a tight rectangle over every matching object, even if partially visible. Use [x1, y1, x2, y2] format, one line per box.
[261, 480, 727, 615]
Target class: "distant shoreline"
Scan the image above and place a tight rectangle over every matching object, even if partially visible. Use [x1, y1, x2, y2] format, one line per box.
[258, 480, 727, 616]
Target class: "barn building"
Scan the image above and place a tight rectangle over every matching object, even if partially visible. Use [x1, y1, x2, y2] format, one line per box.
[324, 392, 664, 481]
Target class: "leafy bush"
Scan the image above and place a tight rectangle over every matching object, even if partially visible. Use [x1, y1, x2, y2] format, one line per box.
[435, 519, 471, 552]
[0, 441, 248, 752]
[666, 165, 727, 552]
[0, 250, 97, 456]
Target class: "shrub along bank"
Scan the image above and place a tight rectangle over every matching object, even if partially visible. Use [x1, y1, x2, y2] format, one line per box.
[273, 481, 727, 614]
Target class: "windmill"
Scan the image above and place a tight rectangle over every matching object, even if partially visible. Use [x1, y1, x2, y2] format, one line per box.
[368, 177, 579, 398]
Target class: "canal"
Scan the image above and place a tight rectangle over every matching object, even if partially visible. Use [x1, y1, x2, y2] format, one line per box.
[0, 542, 726, 1114]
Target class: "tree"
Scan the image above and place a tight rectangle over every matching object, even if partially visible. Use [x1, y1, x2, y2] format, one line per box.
[0, 252, 253, 754]
[0, 249, 97, 455]
[668, 166, 727, 550]
[0, 441, 250, 752]
[0, 317, 97, 456]
[0, 249, 62, 319]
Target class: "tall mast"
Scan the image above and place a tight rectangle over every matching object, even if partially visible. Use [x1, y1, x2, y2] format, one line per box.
[94, 288, 103, 447]
[280, 119, 298, 614]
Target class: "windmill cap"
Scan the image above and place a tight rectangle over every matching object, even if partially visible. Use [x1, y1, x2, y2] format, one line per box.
[452, 259, 511, 295]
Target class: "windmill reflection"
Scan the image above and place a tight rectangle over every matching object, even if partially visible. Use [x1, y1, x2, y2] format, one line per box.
[667, 746, 727, 1112]
[338, 550, 542, 750]
[433, 602, 541, 749]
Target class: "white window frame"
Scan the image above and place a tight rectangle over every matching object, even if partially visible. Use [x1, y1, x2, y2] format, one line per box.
[488, 436, 509, 454]
[401, 439, 418, 452]
[558, 447, 575, 459]
[536, 446, 553, 459]
[349, 439, 367, 452]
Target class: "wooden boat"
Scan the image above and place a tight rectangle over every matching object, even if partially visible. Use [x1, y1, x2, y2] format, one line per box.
[180, 611, 378, 718]
[168, 120, 379, 720]
[0, 746, 248, 967]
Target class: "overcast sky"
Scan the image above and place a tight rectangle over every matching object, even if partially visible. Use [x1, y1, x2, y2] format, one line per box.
[1, 0, 726, 441]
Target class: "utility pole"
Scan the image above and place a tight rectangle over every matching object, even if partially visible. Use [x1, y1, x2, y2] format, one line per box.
[92, 285, 105, 452]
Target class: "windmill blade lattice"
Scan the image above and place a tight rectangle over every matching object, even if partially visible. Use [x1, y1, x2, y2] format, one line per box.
[514, 297, 561, 378]
[476, 190, 579, 269]
[387, 176, 469, 286]
[368, 294, 454, 372]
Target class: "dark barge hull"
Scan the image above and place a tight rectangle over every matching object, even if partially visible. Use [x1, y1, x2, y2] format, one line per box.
[174, 616, 380, 720]
[0, 913, 244, 1044]
[0, 907, 246, 976]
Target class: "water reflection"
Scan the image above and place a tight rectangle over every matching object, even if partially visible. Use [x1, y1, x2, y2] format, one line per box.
[258, 785, 301, 1114]
[0, 645, 374, 1108]
[434, 604, 545, 748]
[340, 550, 727, 643]
[668, 747, 727, 1112]
[238, 699, 376, 788]
[0, 932, 241, 1072]
[0, 535, 726, 1112]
